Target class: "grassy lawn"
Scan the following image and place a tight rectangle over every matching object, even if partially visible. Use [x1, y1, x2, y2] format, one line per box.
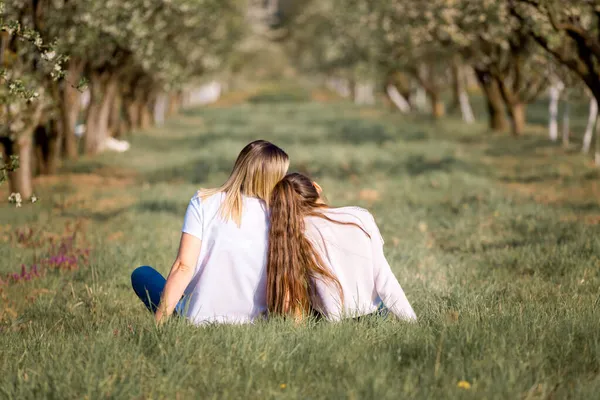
[1, 89, 600, 399]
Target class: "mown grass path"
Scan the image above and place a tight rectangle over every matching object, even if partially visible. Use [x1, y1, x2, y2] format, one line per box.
[1, 97, 600, 399]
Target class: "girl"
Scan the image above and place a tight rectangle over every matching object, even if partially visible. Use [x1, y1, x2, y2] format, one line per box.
[266, 173, 416, 321]
[132, 140, 289, 324]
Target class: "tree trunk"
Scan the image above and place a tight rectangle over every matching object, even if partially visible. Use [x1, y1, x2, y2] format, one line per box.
[548, 83, 561, 141]
[449, 61, 460, 112]
[386, 84, 410, 113]
[144, 92, 157, 127]
[354, 82, 375, 105]
[4, 101, 43, 199]
[60, 60, 84, 159]
[109, 90, 123, 139]
[507, 103, 526, 136]
[84, 72, 119, 155]
[348, 77, 356, 101]
[132, 84, 154, 131]
[427, 89, 445, 119]
[6, 134, 34, 199]
[582, 98, 598, 153]
[387, 72, 412, 105]
[43, 83, 64, 174]
[595, 115, 600, 166]
[139, 97, 153, 130]
[33, 119, 61, 175]
[124, 97, 140, 132]
[154, 93, 168, 125]
[167, 92, 182, 117]
[457, 66, 475, 124]
[414, 86, 428, 112]
[475, 69, 507, 132]
[495, 74, 527, 136]
[562, 101, 570, 147]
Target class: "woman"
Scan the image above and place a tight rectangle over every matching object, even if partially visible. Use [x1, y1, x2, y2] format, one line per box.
[131, 140, 289, 324]
[266, 173, 416, 321]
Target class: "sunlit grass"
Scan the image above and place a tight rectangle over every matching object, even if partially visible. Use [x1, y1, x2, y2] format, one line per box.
[1, 89, 600, 398]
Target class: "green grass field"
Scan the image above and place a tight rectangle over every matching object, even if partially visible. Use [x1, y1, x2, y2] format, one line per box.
[1, 89, 600, 399]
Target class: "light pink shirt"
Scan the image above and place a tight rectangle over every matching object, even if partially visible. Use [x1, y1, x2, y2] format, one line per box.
[305, 207, 416, 321]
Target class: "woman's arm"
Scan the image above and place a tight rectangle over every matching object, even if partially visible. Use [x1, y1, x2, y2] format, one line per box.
[373, 249, 417, 321]
[155, 233, 202, 324]
[368, 216, 417, 322]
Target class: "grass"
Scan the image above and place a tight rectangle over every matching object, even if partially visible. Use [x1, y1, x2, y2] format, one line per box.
[1, 87, 600, 399]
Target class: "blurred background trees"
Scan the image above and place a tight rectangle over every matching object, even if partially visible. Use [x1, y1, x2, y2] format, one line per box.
[1, 0, 244, 198]
[3, 0, 600, 200]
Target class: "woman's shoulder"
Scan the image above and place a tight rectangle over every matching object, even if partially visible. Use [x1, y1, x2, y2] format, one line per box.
[325, 206, 374, 222]
[190, 190, 225, 209]
[191, 190, 266, 217]
[324, 206, 383, 243]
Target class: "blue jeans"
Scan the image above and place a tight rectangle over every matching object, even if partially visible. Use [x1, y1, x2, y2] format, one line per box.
[131, 266, 184, 314]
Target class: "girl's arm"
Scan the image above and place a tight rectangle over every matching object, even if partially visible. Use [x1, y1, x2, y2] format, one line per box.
[368, 217, 417, 321]
[155, 195, 204, 324]
[155, 233, 201, 324]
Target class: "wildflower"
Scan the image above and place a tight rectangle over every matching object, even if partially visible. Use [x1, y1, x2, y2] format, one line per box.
[8, 193, 22, 207]
[457, 380, 471, 389]
[31, 195, 38, 203]
[279, 384, 287, 389]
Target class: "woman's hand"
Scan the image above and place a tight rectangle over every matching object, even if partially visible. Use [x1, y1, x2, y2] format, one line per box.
[155, 233, 202, 324]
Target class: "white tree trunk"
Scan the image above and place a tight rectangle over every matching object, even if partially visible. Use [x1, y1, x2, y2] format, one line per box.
[386, 84, 410, 113]
[354, 82, 375, 105]
[414, 86, 428, 112]
[582, 98, 598, 153]
[326, 77, 351, 98]
[459, 89, 475, 123]
[548, 83, 562, 141]
[562, 101, 570, 147]
[154, 93, 168, 126]
[455, 65, 475, 123]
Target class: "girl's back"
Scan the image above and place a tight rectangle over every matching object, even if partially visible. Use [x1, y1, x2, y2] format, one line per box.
[304, 207, 415, 321]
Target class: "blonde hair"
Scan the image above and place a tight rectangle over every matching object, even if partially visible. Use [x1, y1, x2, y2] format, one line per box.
[199, 140, 289, 226]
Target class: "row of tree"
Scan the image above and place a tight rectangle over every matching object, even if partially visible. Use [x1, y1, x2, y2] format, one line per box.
[1, 0, 245, 198]
[5, 0, 600, 199]
[274, 0, 600, 162]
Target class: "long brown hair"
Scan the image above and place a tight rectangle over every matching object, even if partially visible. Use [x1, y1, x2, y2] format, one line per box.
[199, 140, 289, 226]
[267, 173, 352, 318]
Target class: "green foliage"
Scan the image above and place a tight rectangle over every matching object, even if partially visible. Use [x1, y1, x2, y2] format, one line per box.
[1, 0, 246, 135]
[0, 153, 18, 185]
[1, 94, 600, 397]
[0, 0, 68, 102]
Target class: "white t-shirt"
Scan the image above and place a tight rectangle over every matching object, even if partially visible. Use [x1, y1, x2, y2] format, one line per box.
[305, 207, 417, 321]
[180, 192, 269, 324]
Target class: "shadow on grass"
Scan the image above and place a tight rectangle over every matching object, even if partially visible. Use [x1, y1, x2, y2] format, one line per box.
[498, 172, 563, 184]
[484, 136, 557, 158]
[329, 120, 395, 145]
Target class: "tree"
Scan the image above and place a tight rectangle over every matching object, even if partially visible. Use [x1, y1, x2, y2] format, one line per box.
[425, 0, 549, 135]
[1, 0, 69, 198]
[510, 0, 600, 162]
[1, 0, 246, 199]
